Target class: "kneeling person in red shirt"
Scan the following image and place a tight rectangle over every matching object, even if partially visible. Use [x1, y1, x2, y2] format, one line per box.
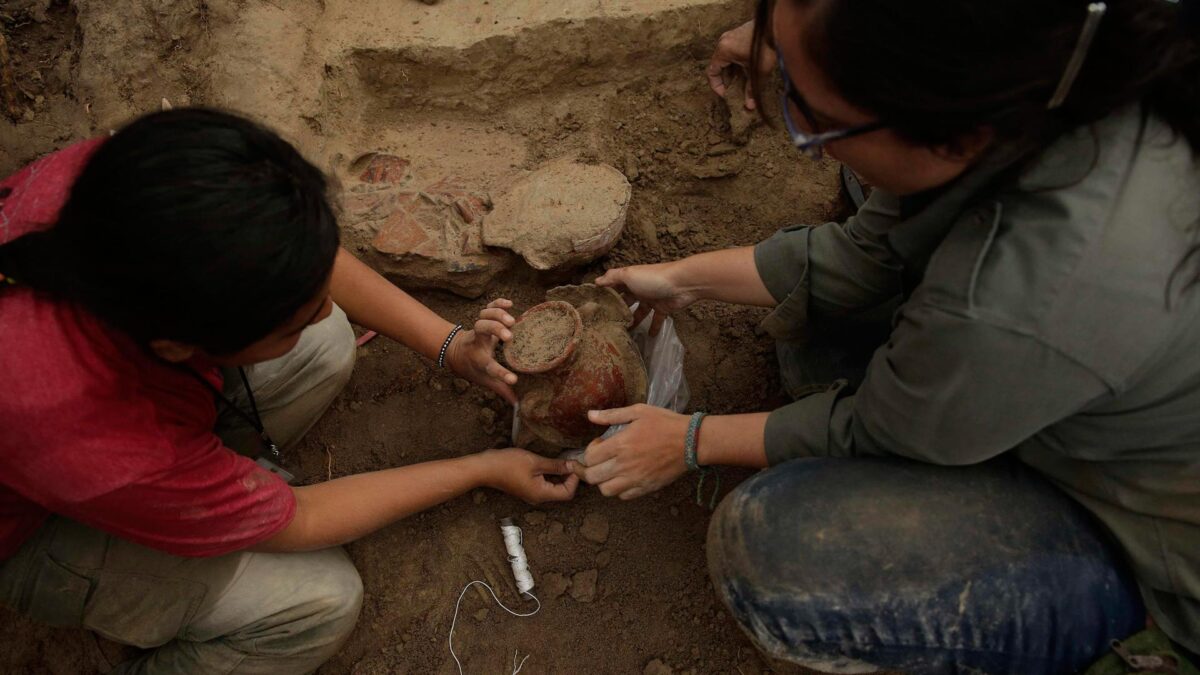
[0, 109, 571, 674]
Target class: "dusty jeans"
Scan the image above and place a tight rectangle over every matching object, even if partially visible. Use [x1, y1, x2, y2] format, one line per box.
[705, 329, 1147, 675]
[0, 304, 360, 674]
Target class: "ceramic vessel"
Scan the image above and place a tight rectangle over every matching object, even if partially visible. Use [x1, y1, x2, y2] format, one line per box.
[504, 284, 648, 448]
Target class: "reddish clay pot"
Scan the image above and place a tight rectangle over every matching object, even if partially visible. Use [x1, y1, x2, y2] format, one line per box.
[504, 285, 648, 448]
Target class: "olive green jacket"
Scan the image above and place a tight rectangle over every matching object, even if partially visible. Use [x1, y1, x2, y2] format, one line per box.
[754, 104, 1200, 651]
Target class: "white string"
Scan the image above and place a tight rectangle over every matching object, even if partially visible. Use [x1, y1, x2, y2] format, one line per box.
[501, 523, 535, 594]
[447, 520, 540, 674]
[448, 581, 540, 675]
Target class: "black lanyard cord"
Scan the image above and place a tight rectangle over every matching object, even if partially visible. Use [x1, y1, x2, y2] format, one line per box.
[181, 365, 281, 460]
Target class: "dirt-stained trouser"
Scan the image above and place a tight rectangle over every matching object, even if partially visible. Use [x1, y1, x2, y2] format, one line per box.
[0, 306, 361, 674]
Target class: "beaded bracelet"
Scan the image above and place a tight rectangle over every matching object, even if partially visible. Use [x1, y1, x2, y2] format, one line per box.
[684, 412, 721, 509]
[437, 324, 464, 369]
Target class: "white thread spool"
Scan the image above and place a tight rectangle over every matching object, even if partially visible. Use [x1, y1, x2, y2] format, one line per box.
[448, 519, 541, 674]
[500, 517, 534, 595]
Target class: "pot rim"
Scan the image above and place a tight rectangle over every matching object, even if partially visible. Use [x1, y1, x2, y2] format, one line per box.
[503, 300, 583, 374]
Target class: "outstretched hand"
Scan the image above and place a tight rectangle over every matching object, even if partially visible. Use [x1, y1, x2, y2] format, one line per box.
[445, 298, 519, 404]
[706, 20, 775, 110]
[569, 404, 691, 500]
[481, 448, 580, 504]
[595, 263, 697, 337]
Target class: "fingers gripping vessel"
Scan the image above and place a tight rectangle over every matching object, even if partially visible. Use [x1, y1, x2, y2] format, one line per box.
[503, 284, 649, 448]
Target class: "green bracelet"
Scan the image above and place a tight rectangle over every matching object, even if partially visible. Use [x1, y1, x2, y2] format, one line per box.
[684, 412, 706, 471]
[683, 412, 721, 509]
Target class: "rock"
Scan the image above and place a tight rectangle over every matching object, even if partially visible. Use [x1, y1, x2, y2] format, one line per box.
[541, 572, 571, 599]
[644, 658, 674, 675]
[472, 490, 487, 505]
[482, 158, 631, 271]
[524, 511, 546, 526]
[340, 152, 512, 298]
[595, 550, 611, 568]
[570, 569, 598, 602]
[473, 608, 489, 622]
[579, 513, 610, 544]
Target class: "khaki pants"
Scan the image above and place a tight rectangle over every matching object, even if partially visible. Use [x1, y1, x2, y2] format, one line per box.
[0, 305, 360, 675]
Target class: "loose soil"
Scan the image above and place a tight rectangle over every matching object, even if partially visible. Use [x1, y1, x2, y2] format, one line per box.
[505, 305, 578, 371]
[0, 2, 858, 674]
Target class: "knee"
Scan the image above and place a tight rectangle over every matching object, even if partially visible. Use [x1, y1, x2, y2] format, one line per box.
[267, 549, 364, 659]
[307, 551, 364, 646]
[309, 304, 356, 390]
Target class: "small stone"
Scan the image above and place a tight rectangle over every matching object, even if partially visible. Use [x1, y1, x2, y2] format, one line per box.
[579, 513, 610, 544]
[473, 608, 489, 622]
[669, 505, 680, 517]
[524, 511, 546, 526]
[595, 550, 611, 568]
[541, 572, 571, 599]
[349, 400, 363, 412]
[472, 490, 487, 505]
[453, 378, 469, 393]
[569, 569, 598, 602]
[644, 658, 673, 675]
[479, 408, 497, 427]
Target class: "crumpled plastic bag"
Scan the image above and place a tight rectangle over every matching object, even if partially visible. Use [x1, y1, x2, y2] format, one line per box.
[599, 307, 689, 439]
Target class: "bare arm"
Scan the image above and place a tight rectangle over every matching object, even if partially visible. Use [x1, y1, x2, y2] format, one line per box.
[330, 247, 455, 361]
[330, 247, 519, 401]
[666, 246, 777, 307]
[695, 412, 769, 468]
[255, 449, 576, 552]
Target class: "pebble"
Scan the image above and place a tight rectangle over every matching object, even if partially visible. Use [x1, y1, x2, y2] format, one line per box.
[541, 571, 571, 599]
[669, 505, 680, 516]
[473, 608, 489, 622]
[524, 511, 546, 526]
[579, 513, 610, 543]
[569, 569, 598, 602]
[472, 490, 487, 505]
[479, 408, 497, 427]
[643, 659, 673, 675]
[595, 550, 611, 568]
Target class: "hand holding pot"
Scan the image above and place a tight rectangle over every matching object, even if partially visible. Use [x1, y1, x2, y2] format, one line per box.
[446, 298, 519, 404]
[570, 404, 691, 500]
[595, 263, 699, 336]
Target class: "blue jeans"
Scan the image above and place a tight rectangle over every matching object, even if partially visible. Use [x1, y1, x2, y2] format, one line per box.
[706, 457, 1146, 674]
[705, 336, 1147, 674]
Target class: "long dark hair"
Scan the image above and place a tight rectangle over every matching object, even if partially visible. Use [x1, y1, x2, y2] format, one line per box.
[751, 0, 1200, 154]
[0, 108, 340, 355]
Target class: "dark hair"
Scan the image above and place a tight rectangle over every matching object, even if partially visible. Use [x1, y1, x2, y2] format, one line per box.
[0, 108, 340, 355]
[751, 0, 1200, 154]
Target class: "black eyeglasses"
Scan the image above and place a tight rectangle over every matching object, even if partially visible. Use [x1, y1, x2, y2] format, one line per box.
[777, 52, 886, 159]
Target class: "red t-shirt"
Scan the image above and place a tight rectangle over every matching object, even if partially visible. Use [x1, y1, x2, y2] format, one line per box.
[0, 140, 295, 558]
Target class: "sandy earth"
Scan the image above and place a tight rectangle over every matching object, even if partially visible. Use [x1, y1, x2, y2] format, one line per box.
[0, 1, 861, 673]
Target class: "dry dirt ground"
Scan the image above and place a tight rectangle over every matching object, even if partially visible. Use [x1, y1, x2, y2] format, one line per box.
[0, 1, 859, 673]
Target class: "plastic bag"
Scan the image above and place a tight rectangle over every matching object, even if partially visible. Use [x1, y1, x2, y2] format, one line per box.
[512, 305, 690, 453]
[599, 306, 690, 439]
